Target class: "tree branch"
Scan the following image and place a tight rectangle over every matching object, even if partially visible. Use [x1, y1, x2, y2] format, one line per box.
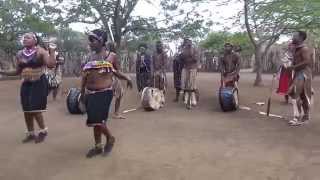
[244, 0, 257, 49]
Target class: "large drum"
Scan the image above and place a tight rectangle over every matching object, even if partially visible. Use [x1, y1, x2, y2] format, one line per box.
[66, 88, 86, 114]
[219, 86, 239, 112]
[141, 87, 165, 111]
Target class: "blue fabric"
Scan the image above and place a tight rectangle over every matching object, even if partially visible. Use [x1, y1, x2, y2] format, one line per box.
[219, 87, 237, 111]
[140, 54, 152, 72]
[296, 71, 305, 80]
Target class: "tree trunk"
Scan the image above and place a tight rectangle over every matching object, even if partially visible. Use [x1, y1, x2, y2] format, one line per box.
[115, 34, 121, 51]
[254, 46, 263, 86]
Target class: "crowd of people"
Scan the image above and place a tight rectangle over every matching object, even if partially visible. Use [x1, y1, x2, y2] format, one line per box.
[0, 29, 314, 157]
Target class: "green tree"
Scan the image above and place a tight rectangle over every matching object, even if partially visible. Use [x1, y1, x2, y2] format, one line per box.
[55, 28, 87, 53]
[42, 0, 213, 49]
[46, 0, 158, 50]
[226, 32, 254, 56]
[0, 0, 55, 63]
[158, 0, 213, 41]
[53, 28, 88, 76]
[242, 0, 320, 85]
[201, 32, 229, 53]
[201, 31, 253, 56]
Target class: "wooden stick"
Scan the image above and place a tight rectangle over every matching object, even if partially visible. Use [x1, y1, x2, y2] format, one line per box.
[259, 111, 284, 119]
[122, 108, 138, 114]
[266, 74, 276, 116]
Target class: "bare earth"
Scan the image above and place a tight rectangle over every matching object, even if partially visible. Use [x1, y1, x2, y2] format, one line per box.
[0, 72, 319, 180]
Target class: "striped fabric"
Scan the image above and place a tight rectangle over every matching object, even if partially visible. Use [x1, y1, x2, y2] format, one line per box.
[83, 60, 115, 72]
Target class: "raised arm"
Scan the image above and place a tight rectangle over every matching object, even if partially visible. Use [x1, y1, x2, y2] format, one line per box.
[44, 48, 57, 68]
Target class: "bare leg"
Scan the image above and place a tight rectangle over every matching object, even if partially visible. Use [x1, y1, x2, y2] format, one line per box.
[113, 96, 125, 119]
[191, 91, 197, 106]
[94, 126, 102, 145]
[34, 112, 46, 129]
[24, 113, 34, 132]
[301, 94, 310, 121]
[86, 126, 103, 158]
[52, 86, 59, 101]
[285, 95, 289, 104]
[173, 89, 180, 102]
[292, 99, 300, 118]
[22, 113, 36, 143]
[47, 88, 52, 98]
[34, 112, 48, 143]
[184, 91, 188, 105]
[289, 98, 303, 126]
[100, 124, 115, 155]
[289, 81, 305, 126]
[297, 99, 303, 116]
[195, 89, 200, 102]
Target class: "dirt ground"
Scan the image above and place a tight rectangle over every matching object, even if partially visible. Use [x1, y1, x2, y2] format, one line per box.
[0, 72, 319, 180]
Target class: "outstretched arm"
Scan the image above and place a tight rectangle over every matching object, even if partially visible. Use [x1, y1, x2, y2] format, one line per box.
[0, 68, 22, 76]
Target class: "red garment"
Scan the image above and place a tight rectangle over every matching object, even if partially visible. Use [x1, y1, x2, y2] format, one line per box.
[277, 67, 292, 95]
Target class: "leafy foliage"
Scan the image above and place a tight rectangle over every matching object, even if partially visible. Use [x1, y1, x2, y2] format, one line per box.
[240, 0, 320, 85]
[0, 0, 55, 55]
[158, 0, 213, 41]
[55, 28, 87, 53]
[201, 31, 253, 55]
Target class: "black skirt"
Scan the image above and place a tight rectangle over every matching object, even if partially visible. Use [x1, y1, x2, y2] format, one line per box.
[20, 74, 48, 112]
[86, 89, 113, 126]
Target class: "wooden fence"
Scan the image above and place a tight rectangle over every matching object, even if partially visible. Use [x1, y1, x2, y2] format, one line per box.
[1, 47, 320, 78]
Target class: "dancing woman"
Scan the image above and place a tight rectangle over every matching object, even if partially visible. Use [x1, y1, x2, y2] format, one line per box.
[0, 32, 56, 143]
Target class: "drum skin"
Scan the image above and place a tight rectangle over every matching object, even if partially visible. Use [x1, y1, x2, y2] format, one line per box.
[66, 88, 86, 114]
[141, 87, 165, 111]
[219, 86, 239, 112]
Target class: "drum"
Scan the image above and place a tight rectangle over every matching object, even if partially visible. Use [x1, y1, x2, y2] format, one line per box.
[66, 88, 86, 114]
[219, 86, 239, 112]
[141, 87, 165, 111]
